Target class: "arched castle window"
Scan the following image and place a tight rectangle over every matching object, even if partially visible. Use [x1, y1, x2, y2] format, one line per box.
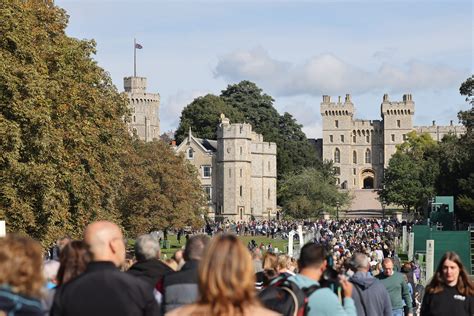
[408, 109, 411, 114]
[353, 151, 357, 164]
[365, 149, 371, 163]
[357, 130, 361, 136]
[353, 134, 356, 143]
[334, 148, 340, 163]
[345, 111, 349, 115]
[325, 111, 328, 116]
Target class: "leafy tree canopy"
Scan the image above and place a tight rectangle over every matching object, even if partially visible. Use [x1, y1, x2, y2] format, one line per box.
[0, 1, 130, 245]
[174, 94, 244, 144]
[118, 141, 206, 237]
[279, 166, 350, 219]
[379, 150, 438, 213]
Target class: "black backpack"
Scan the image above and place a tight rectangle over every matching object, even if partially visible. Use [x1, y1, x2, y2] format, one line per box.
[259, 275, 320, 316]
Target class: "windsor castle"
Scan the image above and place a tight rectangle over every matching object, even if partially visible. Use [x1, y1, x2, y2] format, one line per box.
[122, 73, 464, 218]
[320, 93, 465, 192]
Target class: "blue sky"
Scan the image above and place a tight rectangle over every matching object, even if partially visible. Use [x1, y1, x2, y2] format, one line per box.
[57, 0, 472, 138]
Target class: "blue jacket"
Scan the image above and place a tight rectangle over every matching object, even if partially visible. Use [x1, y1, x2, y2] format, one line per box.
[0, 287, 43, 316]
[288, 274, 357, 316]
[350, 271, 392, 316]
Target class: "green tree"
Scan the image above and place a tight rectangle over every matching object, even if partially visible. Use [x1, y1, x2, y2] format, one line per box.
[277, 112, 320, 178]
[118, 140, 206, 238]
[221, 81, 280, 141]
[220, 81, 318, 178]
[174, 94, 244, 144]
[279, 166, 350, 219]
[0, 1, 131, 245]
[380, 132, 439, 213]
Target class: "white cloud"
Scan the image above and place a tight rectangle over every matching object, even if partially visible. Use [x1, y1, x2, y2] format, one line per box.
[160, 90, 208, 132]
[214, 48, 468, 97]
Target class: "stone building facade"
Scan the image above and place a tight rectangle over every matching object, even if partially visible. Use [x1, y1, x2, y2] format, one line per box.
[321, 93, 465, 191]
[175, 115, 277, 222]
[123, 76, 160, 141]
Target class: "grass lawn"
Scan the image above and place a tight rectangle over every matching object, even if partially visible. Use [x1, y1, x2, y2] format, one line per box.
[149, 234, 296, 258]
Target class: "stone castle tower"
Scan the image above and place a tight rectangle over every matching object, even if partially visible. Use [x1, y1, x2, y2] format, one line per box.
[216, 115, 277, 221]
[321, 93, 464, 191]
[123, 76, 160, 141]
[175, 115, 277, 222]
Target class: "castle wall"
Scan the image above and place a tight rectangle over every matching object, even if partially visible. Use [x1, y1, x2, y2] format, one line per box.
[415, 121, 466, 141]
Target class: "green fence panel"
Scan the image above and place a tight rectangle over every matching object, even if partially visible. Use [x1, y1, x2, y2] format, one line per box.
[430, 231, 470, 272]
[413, 225, 431, 253]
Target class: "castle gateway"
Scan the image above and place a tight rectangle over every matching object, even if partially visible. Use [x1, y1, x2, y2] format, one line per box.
[321, 94, 465, 191]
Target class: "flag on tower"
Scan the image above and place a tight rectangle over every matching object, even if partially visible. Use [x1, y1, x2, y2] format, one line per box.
[135, 43, 143, 49]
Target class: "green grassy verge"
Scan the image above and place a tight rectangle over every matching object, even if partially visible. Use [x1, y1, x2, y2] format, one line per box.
[129, 234, 294, 258]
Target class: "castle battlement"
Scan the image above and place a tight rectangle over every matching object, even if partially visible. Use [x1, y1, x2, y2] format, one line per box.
[320, 94, 355, 116]
[251, 141, 277, 155]
[381, 93, 415, 116]
[217, 120, 253, 140]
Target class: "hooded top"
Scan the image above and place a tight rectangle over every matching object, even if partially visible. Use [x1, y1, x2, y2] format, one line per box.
[350, 271, 392, 316]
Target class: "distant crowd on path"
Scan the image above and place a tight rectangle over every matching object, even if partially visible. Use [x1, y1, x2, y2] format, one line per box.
[0, 218, 472, 316]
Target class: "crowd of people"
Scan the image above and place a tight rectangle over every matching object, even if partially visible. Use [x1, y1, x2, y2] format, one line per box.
[0, 218, 471, 316]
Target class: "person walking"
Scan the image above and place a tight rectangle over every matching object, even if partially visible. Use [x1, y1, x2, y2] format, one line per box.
[349, 252, 392, 316]
[421, 251, 473, 316]
[127, 234, 174, 288]
[287, 243, 357, 316]
[51, 221, 159, 316]
[377, 258, 413, 316]
[167, 234, 278, 316]
[160, 234, 210, 314]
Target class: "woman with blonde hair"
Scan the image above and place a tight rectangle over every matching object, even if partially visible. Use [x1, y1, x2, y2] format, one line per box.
[167, 234, 278, 316]
[256, 252, 279, 289]
[0, 234, 44, 315]
[421, 251, 473, 316]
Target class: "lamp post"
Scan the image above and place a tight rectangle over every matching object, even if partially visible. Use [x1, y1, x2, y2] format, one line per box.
[336, 201, 340, 221]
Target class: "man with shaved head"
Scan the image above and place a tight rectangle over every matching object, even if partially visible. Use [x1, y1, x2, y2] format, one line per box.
[52, 221, 159, 316]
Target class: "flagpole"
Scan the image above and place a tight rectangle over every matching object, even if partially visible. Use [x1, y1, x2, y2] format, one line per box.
[133, 38, 136, 77]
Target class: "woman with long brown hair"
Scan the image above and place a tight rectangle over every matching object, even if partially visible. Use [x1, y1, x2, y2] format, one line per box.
[167, 234, 278, 316]
[421, 251, 473, 316]
[56, 240, 91, 286]
[0, 234, 44, 315]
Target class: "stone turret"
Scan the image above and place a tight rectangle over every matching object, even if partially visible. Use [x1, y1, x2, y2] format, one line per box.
[123, 76, 160, 142]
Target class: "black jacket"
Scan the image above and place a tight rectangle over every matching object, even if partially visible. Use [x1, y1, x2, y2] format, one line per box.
[161, 260, 199, 314]
[421, 285, 473, 316]
[51, 261, 159, 316]
[127, 259, 174, 289]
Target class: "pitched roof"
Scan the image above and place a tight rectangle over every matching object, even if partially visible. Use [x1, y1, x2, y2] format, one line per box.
[196, 138, 217, 152]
